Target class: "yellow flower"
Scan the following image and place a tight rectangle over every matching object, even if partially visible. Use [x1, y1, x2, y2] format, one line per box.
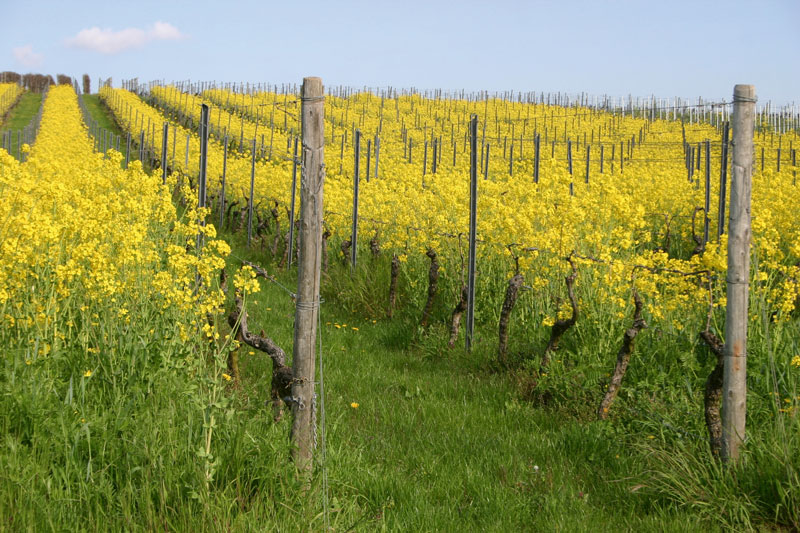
[222, 373, 232, 381]
[791, 355, 800, 367]
[350, 402, 359, 409]
[84, 369, 93, 377]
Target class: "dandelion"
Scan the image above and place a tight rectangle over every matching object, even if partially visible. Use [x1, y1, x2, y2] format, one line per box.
[350, 402, 359, 409]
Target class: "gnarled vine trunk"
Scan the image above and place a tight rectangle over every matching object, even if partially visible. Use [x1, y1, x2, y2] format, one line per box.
[420, 248, 439, 328]
[597, 287, 647, 420]
[498, 274, 524, 365]
[541, 258, 578, 369]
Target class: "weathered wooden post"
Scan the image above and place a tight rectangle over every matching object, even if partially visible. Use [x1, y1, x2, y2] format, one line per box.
[291, 77, 325, 473]
[722, 84, 755, 462]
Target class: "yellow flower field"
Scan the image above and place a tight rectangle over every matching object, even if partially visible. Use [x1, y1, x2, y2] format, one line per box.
[0, 85, 228, 354]
[101, 84, 799, 334]
[0, 82, 24, 117]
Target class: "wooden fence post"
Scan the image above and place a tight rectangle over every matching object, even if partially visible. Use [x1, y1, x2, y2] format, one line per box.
[722, 84, 756, 462]
[291, 77, 325, 473]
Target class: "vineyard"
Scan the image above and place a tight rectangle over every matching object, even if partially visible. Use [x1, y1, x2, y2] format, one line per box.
[1, 77, 799, 531]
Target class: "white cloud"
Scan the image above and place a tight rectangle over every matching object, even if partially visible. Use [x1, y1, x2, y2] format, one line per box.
[13, 45, 44, 68]
[150, 21, 183, 40]
[65, 21, 186, 54]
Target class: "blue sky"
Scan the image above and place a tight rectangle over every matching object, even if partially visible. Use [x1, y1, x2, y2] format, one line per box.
[1, 0, 798, 106]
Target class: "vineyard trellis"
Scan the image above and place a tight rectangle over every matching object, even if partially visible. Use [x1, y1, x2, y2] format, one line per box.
[86, 78, 799, 466]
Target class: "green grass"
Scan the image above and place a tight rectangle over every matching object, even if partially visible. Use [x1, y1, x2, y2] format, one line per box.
[1, 92, 41, 130]
[1, 212, 797, 531]
[2, 97, 795, 531]
[82, 94, 132, 161]
[82, 95, 125, 138]
[0, 92, 42, 158]
[214, 227, 799, 531]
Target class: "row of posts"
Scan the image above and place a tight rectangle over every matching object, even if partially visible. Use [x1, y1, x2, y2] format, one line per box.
[125, 77, 800, 137]
[340, 85, 756, 468]
[116, 79, 757, 473]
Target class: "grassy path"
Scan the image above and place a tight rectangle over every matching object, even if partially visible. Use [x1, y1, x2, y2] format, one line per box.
[81, 94, 133, 161]
[85, 92, 713, 529]
[0, 92, 42, 157]
[48, 99, 737, 531]
[227, 237, 705, 531]
[1, 91, 41, 130]
[82, 94, 125, 137]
